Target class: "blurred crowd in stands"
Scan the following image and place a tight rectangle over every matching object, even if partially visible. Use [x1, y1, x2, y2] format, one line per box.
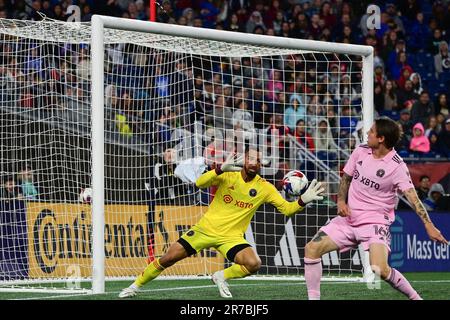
[1, 0, 448, 160]
[0, 0, 448, 209]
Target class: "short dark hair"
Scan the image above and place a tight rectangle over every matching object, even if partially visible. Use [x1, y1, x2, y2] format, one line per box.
[419, 175, 430, 181]
[375, 117, 400, 149]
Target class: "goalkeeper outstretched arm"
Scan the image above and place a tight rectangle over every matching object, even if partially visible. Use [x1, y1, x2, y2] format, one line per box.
[196, 153, 244, 189]
[266, 179, 325, 217]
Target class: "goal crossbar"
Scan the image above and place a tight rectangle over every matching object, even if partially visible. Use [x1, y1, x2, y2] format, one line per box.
[89, 14, 374, 294]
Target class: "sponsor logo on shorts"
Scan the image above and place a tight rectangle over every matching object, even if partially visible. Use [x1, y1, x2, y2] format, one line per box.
[223, 195, 233, 203]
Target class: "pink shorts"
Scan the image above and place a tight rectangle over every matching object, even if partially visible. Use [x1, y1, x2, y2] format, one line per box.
[320, 216, 391, 252]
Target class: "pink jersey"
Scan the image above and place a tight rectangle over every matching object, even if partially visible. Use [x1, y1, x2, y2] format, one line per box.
[342, 145, 414, 226]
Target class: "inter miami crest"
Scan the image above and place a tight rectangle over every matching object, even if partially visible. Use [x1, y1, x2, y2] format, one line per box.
[249, 189, 257, 197]
[187, 230, 195, 236]
[376, 169, 385, 178]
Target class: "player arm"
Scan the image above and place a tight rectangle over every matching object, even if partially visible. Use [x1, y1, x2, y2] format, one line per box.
[403, 188, 449, 244]
[267, 188, 304, 217]
[266, 180, 324, 217]
[195, 169, 223, 189]
[403, 188, 432, 224]
[337, 173, 352, 204]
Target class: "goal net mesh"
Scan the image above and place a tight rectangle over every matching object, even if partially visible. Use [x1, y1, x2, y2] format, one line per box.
[0, 18, 367, 290]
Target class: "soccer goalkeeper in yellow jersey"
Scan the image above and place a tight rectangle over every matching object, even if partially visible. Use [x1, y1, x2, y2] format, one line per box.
[119, 147, 325, 298]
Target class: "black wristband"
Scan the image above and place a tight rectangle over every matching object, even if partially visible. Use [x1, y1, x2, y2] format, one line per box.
[298, 197, 306, 207]
[215, 166, 223, 175]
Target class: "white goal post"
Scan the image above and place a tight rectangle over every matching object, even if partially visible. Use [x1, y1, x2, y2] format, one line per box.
[0, 15, 373, 295]
[90, 15, 373, 294]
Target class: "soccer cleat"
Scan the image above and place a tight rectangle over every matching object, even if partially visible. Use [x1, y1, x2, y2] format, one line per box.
[118, 284, 140, 298]
[212, 271, 232, 298]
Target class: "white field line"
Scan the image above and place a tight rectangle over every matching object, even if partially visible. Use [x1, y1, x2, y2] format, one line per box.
[8, 279, 450, 301]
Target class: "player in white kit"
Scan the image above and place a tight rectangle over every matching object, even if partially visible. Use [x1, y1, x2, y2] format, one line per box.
[304, 117, 448, 300]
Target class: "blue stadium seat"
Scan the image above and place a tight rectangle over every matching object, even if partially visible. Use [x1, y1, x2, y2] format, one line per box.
[398, 150, 410, 158]
[380, 110, 400, 121]
[438, 72, 450, 83]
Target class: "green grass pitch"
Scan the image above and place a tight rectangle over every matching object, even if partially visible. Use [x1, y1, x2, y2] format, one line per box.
[1, 273, 449, 300]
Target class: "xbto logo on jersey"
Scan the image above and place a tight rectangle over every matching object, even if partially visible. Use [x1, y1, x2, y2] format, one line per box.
[360, 176, 380, 190]
[234, 200, 254, 209]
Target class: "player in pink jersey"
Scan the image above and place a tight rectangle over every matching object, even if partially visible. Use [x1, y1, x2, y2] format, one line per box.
[304, 117, 448, 300]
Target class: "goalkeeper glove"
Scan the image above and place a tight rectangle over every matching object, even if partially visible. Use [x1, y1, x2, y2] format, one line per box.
[215, 153, 244, 175]
[298, 179, 325, 206]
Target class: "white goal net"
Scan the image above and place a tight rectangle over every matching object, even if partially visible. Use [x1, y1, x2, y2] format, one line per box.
[0, 16, 373, 293]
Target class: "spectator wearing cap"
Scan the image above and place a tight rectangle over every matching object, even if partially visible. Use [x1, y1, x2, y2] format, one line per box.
[411, 91, 435, 127]
[398, 108, 414, 141]
[385, 3, 405, 35]
[437, 118, 450, 157]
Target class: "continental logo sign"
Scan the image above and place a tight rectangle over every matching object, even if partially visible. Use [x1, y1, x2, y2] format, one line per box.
[27, 203, 224, 278]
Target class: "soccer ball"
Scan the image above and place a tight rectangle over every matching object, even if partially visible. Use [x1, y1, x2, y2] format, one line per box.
[282, 170, 308, 196]
[79, 187, 92, 204]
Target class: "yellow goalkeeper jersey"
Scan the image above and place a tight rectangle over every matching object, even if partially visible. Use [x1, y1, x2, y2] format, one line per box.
[195, 170, 304, 237]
